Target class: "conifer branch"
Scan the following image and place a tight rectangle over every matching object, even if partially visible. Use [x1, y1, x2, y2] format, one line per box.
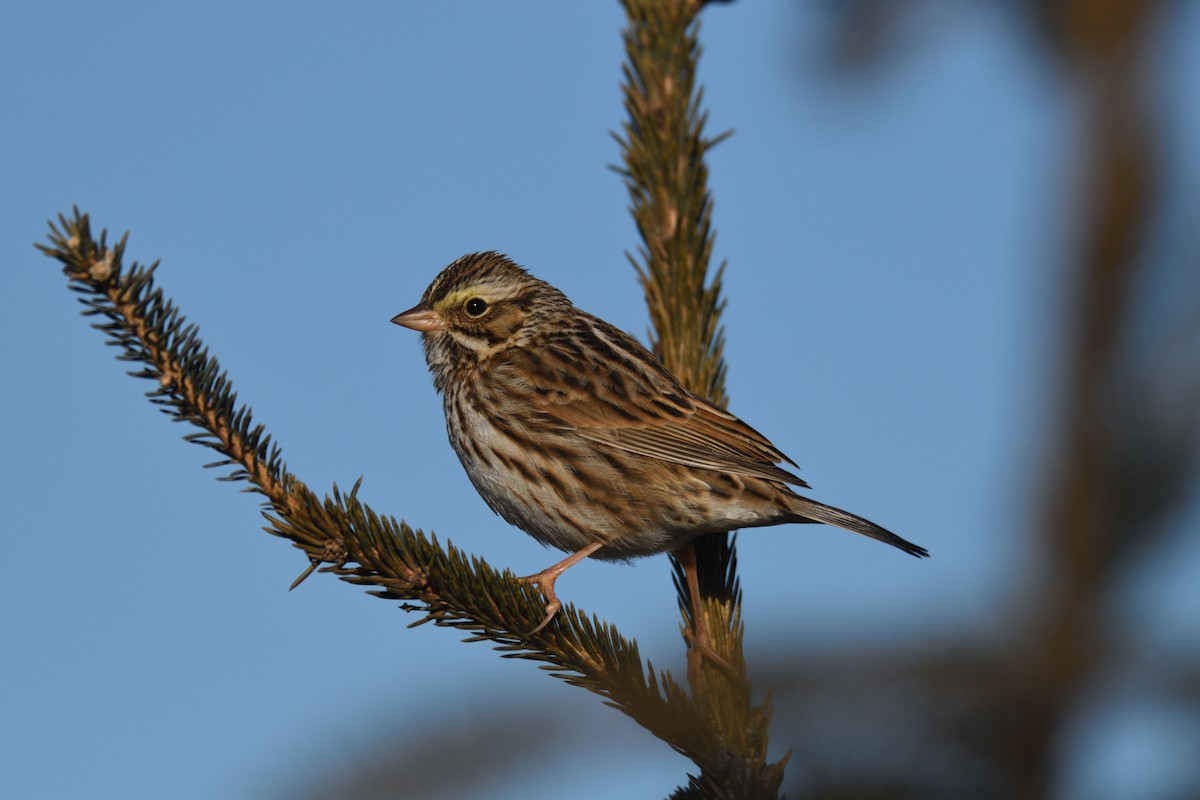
[36, 207, 744, 778]
[616, 0, 785, 796]
[39, 6, 782, 796]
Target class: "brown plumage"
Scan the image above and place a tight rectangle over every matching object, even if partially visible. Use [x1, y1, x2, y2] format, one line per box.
[393, 252, 927, 631]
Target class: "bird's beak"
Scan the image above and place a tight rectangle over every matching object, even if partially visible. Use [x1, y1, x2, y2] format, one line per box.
[391, 303, 447, 332]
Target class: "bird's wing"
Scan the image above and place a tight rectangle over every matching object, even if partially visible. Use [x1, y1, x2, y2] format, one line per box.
[574, 398, 810, 487]
[499, 336, 809, 488]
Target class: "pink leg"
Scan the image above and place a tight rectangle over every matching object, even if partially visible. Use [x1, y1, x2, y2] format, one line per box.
[675, 543, 737, 680]
[519, 540, 605, 634]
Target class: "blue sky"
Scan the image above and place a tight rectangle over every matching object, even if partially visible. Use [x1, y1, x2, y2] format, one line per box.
[4, 2, 1199, 798]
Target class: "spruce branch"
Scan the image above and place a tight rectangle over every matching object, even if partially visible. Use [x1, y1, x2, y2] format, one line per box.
[38, 7, 782, 797]
[37, 207, 746, 778]
[616, 0, 786, 797]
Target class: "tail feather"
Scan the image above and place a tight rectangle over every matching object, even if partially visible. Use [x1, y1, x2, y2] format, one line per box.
[787, 496, 928, 558]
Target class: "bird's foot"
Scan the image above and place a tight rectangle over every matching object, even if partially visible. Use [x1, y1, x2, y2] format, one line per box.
[518, 569, 564, 635]
[682, 622, 739, 682]
[517, 541, 605, 636]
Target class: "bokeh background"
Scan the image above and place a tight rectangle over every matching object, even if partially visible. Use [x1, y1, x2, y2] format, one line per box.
[3, 2, 1199, 798]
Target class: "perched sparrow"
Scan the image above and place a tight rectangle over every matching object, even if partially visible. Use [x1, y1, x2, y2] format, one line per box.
[393, 252, 927, 631]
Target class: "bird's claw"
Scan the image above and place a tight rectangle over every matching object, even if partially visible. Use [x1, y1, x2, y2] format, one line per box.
[681, 623, 739, 681]
[519, 570, 563, 635]
[515, 541, 605, 637]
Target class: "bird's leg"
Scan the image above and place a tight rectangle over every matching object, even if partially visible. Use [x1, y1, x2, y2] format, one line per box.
[675, 543, 737, 681]
[519, 541, 605, 635]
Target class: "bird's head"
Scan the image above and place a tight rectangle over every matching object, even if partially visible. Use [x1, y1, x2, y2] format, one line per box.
[393, 252, 569, 385]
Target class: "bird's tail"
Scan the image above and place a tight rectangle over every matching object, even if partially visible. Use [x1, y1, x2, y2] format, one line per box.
[786, 495, 928, 558]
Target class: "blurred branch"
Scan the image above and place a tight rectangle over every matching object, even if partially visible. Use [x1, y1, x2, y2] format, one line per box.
[805, 1, 1200, 797]
[1000, 3, 1182, 796]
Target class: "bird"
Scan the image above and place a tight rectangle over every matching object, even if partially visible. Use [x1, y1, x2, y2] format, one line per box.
[392, 252, 927, 634]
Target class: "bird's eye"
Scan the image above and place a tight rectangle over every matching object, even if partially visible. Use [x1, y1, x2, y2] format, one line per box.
[465, 298, 489, 317]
